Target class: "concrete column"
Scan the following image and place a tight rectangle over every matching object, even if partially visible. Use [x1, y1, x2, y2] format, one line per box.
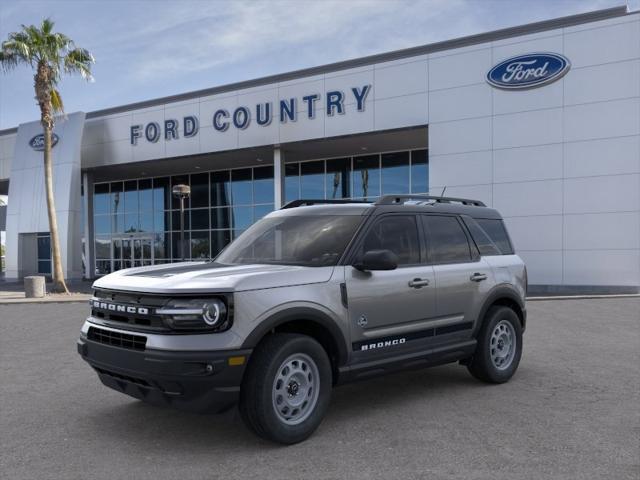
[273, 147, 285, 208]
[82, 171, 95, 279]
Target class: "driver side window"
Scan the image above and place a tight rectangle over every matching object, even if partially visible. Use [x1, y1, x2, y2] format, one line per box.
[360, 215, 420, 266]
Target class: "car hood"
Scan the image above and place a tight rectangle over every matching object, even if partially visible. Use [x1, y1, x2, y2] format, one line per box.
[92, 262, 335, 294]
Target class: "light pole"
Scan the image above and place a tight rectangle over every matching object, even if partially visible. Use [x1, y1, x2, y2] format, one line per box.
[172, 184, 191, 261]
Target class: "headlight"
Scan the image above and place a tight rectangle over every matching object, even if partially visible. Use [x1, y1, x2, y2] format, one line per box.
[157, 298, 230, 331]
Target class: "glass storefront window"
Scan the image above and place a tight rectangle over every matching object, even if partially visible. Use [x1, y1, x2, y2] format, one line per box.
[211, 230, 232, 256]
[411, 149, 429, 193]
[191, 208, 210, 230]
[232, 205, 253, 230]
[326, 158, 351, 199]
[254, 166, 274, 204]
[92, 148, 427, 275]
[381, 151, 410, 195]
[94, 183, 110, 214]
[190, 173, 209, 208]
[190, 231, 210, 259]
[285, 164, 300, 202]
[211, 171, 231, 207]
[153, 177, 171, 210]
[353, 154, 380, 200]
[231, 169, 252, 205]
[211, 207, 231, 230]
[171, 210, 190, 232]
[300, 161, 325, 199]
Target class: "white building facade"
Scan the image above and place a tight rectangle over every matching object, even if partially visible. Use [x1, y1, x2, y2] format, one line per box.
[0, 6, 638, 293]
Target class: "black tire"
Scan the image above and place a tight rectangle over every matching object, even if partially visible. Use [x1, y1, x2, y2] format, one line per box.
[467, 306, 523, 384]
[239, 333, 332, 444]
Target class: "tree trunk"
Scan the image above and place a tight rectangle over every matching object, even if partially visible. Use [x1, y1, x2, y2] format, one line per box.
[36, 63, 68, 294]
[43, 123, 68, 293]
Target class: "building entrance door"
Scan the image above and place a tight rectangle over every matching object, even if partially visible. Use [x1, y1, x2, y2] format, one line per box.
[113, 236, 153, 270]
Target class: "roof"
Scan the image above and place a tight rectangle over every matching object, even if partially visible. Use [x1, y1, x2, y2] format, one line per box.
[0, 5, 632, 136]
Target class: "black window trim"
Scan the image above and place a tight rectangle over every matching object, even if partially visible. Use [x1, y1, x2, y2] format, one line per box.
[420, 213, 481, 266]
[344, 212, 425, 269]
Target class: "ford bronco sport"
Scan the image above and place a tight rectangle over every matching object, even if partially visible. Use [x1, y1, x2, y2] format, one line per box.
[78, 195, 527, 444]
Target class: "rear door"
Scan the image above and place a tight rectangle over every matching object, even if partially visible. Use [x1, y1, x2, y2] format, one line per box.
[422, 214, 494, 342]
[346, 214, 436, 355]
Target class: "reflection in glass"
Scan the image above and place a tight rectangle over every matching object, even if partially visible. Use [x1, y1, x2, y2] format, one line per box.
[171, 210, 190, 232]
[94, 184, 110, 215]
[191, 208, 210, 230]
[124, 212, 139, 232]
[139, 178, 153, 211]
[232, 206, 253, 230]
[124, 180, 138, 212]
[211, 207, 231, 229]
[95, 236, 111, 258]
[381, 151, 410, 194]
[190, 231, 210, 259]
[231, 169, 252, 205]
[411, 149, 428, 193]
[353, 155, 380, 199]
[172, 231, 190, 260]
[285, 164, 299, 202]
[301, 161, 325, 198]
[211, 230, 232, 256]
[254, 204, 274, 221]
[326, 158, 351, 199]
[94, 215, 110, 235]
[154, 233, 168, 259]
[254, 166, 274, 204]
[190, 173, 209, 208]
[153, 210, 168, 232]
[211, 171, 231, 207]
[139, 212, 153, 232]
[153, 177, 170, 210]
[111, 182, 123, 222]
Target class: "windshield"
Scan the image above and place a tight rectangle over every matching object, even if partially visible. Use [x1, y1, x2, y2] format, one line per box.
[216, 215, 363, 267]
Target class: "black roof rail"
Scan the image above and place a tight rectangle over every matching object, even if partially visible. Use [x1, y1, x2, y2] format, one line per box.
[281, 199, 372, 209]
[375, 194, 486, 207]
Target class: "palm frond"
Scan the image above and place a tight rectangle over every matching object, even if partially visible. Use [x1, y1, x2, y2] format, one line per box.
[64, 47, 94, 81]
[50, 88, 64, 114]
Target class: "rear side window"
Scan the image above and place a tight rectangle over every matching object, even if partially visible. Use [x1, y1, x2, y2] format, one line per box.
[360, 215, 420, 265]
[462, 217, 501, 256]
[423, 215, 472, 264]
[475, 218, 514, 254]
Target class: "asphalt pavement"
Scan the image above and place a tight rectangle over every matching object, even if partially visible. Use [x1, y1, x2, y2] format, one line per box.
[1, 298, 638, 480]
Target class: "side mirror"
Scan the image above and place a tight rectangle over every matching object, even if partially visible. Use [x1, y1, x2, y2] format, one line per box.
[353, 249, 398, 271]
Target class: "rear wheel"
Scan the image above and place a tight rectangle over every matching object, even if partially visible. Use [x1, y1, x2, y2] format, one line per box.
[239, 333, 332, 444]
[467, 306, 522, 383]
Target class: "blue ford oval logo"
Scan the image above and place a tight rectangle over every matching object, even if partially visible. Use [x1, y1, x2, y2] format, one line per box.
[487, 53, 570, 90]
[29, 133, 59, 151]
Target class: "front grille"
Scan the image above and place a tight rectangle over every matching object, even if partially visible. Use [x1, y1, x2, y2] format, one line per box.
[91, 289, 169, 331]
[88, 326, 147, 351]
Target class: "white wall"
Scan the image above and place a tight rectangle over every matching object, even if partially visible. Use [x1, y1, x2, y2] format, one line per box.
[0, 133, 15, 181]
[428, 13, 640, 288]
[80, 57, 430, 168]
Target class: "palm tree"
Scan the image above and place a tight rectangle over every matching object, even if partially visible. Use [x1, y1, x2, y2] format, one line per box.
[0, 19, 94, 293]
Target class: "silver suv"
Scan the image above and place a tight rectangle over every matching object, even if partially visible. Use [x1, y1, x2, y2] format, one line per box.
[78, 195, 527, 444]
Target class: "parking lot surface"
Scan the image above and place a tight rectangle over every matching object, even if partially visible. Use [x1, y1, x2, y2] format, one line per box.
[1, 298, 638, 480]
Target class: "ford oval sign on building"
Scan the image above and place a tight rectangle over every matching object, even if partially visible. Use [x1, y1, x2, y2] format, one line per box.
[487, 53, 570, 90]
[29, 133, 59, 151]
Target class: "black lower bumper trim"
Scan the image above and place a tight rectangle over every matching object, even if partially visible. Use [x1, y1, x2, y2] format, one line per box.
[78, 337, 251, 413]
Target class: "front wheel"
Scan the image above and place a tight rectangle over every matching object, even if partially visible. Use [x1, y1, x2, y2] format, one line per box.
[467, 306, 523, 383]
[239, 333, 332, 444]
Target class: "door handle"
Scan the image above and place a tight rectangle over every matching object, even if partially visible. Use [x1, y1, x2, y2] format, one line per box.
[470, 273, 488, 282]
[408, 278, 430, 288]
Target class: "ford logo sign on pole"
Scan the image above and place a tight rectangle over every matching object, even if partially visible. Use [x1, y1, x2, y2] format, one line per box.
[29, 133, 59, 151]
[487, 53, 570, 90]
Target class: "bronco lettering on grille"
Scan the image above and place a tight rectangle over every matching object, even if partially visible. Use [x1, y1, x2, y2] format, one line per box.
[91, 300, 149, 315]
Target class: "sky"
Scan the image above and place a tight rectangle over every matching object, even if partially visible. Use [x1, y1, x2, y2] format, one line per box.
[0, 0, 636, 130]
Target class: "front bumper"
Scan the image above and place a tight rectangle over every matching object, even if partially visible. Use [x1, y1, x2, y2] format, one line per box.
[77, 333, 251, 413]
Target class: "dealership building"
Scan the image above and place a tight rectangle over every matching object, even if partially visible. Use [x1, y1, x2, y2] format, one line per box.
[0, 6, 638, 293]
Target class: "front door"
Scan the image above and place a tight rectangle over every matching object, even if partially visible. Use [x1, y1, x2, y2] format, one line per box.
[346, 214, 436, 357]
[113, 236, 153, 270]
